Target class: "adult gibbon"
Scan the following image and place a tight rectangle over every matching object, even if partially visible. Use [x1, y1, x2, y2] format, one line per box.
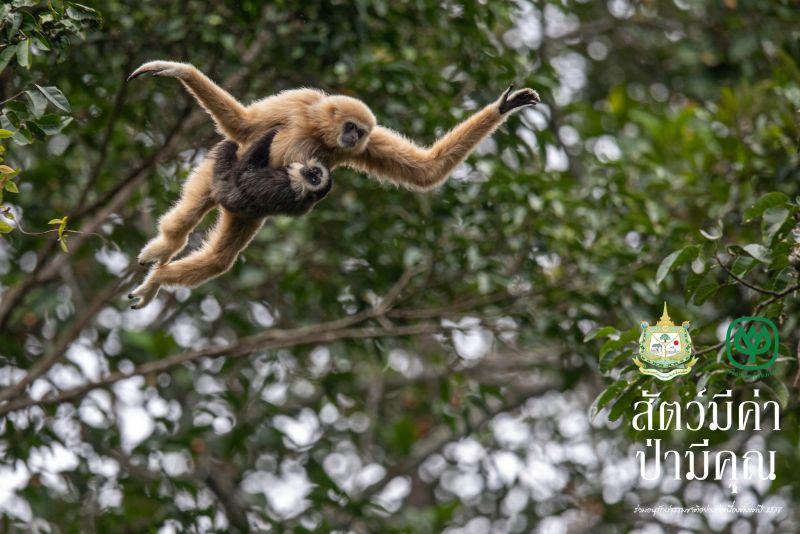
[127, 60, 540, 308]
[210, 129, 332, 219]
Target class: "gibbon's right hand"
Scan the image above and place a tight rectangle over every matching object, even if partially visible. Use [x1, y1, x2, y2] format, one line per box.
[498, 85, 540, 114]
[127, 60, 188, 82]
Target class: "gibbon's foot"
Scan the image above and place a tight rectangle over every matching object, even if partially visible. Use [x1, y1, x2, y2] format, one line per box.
[137, 236, 184, 266]
[128, 60, 187, 81]
[498, 85, 540, 114]
[128, 278, 161, 310]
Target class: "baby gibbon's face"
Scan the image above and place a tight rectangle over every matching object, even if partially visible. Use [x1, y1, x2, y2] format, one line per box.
[288, 158, 331, 196]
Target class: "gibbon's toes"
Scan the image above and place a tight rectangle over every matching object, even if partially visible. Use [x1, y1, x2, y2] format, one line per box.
[128, 281, 160, 310]
[127, 61, 184, 81]
[138, 237, 178, 266]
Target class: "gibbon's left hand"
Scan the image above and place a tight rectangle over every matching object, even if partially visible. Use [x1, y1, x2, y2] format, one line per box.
[498, 85, 541, 114]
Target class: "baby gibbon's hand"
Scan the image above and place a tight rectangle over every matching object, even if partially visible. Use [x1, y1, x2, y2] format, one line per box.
[498, 85, 540, 114]
[128, 60, 190, 81]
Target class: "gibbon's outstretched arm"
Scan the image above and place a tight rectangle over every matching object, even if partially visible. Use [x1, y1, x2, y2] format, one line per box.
[128, 61, 254, 141]
[343, 86, 539, 191]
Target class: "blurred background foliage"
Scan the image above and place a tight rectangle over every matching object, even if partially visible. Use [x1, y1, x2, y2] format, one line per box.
[0, 0, 799, 532]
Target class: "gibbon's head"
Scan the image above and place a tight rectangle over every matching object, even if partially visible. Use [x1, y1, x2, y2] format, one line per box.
[288, 158, 331, 197]
[314, 95, 376, 153]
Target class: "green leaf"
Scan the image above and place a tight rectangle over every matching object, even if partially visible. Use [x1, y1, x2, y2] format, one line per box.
[0, 129, 13, 139]
[32, 31, 51, 51]
[730, 256, 757, 277]
[59, 238, 68, 253]
[24, 90, 48, 119]
[599, 348, 633, 374]
[588, 379, 628, 420]
[0, 219, 12, 233]
[763, 376, 789, 409]
[15, 39, 30, 69]
[584, 326, 617, 342]
[761, 208, 789, 245]
[599, 327, 639, 359]
[4, 180, 18, 193]
[35, 85, 71, 113]
[66, 3, 101, 21]
[0, 45, 17, 74]
[26, 121, 45, 141]
[36, 114, 72, 135]
[48, 217, 66, 225]
[741, 243, 773, 264]
[608, 380, 644, 422]
[744, 192, 789, 222]
[656, 246, 698, 285]
[691, 271, 720, 305]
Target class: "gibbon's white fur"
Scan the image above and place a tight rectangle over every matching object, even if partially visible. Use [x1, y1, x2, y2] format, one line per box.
[127, 60, 539, 308]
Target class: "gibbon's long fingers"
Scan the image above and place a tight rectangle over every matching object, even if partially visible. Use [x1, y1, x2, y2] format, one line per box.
[499, 88, 540, 114]
[138, 158, 217, 266]
[128, 60, 253, 142]
[146, 209, 264, 289]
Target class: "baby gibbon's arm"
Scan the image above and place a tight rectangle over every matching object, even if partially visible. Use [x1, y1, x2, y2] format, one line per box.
[345, 86, 539, 191]
[129, 60, 254, 141]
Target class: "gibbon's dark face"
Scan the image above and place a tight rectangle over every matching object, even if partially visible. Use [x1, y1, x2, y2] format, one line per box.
[301, 164, 324, 186]
[340, 120, 368, 149]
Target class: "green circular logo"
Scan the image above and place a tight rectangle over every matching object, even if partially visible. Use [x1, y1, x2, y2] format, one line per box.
[725, 316, 779, 371]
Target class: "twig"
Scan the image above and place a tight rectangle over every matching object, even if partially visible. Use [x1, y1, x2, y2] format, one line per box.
[374, 264, 428, 315]
[694, 340, 725, 357]
[754, 283, 800, 315]
[714, 253, 781, 296]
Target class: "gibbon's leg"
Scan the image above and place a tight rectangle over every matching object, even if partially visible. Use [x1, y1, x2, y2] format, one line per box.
[346, 86, 540, 191]
[138, 158, 217, 266]
[129, 210, 264, 309]
[128, 60, 253, 142]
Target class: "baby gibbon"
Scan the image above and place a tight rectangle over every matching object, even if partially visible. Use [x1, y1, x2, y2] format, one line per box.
[127, 60, 539, 308]
[210, 130, 332, 219]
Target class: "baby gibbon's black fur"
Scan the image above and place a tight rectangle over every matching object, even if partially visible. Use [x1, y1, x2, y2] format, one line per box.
[210, 130, 332, 219]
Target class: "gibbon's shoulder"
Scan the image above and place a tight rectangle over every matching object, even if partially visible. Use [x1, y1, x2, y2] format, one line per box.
[249, 88, 326, 107]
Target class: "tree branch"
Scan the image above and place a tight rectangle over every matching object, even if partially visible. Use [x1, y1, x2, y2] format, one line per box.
[714, 253, 782, 296]
[0, 319, 446, 416]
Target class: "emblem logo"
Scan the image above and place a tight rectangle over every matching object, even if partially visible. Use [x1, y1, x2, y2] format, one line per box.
[725, 316, 779, 372]
[634, 303, 696, 381]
